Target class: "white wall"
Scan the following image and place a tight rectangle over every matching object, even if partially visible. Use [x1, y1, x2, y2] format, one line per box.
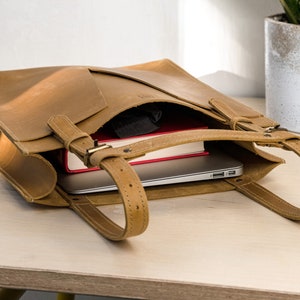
[179, 0, 283, 97]
[0, 0, 284, 97]
[0, 0, 179, 69]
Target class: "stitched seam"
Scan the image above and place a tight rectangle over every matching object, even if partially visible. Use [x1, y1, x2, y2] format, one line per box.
[102, 158, 148, 237]
[241, 183, 300, 218]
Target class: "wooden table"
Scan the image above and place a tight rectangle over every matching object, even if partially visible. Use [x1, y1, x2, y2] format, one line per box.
[1, 99, 300, 299]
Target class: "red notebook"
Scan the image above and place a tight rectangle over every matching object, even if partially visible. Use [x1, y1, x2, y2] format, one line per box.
[63, 112, 208, 173]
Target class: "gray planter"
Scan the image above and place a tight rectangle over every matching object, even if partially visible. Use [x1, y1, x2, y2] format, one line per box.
[265, 14, 300, 133]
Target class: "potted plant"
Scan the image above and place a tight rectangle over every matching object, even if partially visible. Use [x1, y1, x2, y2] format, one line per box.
[265, 0, 300, 132]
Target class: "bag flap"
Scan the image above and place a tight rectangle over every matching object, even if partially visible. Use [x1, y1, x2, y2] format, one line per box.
[0, 66, 107, 142]
[90, 59, 264, 118]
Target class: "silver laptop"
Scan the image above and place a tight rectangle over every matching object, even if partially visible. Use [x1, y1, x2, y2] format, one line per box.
[57, 148, 243, 194]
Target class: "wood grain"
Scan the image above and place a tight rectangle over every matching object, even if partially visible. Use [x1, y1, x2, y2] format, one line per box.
[1, 98, 300, 299]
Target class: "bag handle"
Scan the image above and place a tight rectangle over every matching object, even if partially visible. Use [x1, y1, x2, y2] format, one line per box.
[226, 176, 300, 221]
[48, 115, 300, 240]
[56, 156, 149, 241]
[48, 116, 149, 241]
[87, 128, 300, 164]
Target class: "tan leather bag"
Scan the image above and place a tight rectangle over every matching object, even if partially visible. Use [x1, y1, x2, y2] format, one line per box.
[1, 59, 300, 241]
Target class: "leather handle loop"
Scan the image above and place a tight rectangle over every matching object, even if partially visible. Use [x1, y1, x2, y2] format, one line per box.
[98, 156, 149, 239]
[57, 156, 149, 241]
[226, 176, 300, 220]
[48, 115, 99, 164]
[61, 162, 149, 240]
[48, 115, 149, 240]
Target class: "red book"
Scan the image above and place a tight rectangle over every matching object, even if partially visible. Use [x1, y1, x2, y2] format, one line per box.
[63, 111, 208, 173]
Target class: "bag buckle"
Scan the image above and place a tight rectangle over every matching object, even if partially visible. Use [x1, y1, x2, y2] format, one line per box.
[84, 140, 112, 166]
[87, 139, 112, 154]
[264, 126, 287, 136]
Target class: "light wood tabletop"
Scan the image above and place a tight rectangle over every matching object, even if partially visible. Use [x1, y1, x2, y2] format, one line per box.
[1, 99, 300, 299]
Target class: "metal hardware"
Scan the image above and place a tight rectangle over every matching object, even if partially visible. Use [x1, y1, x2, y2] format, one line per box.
[264, 126, 288, 133]
[83, 141, 112, 166]
[264, 126, 288, 137]
[86, 141, 112, 156]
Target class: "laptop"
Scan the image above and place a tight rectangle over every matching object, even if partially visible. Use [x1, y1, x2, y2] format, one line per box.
[57, 147, 243, 194]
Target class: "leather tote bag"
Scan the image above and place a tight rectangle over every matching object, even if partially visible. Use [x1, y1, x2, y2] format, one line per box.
[1, 59, 299, 241]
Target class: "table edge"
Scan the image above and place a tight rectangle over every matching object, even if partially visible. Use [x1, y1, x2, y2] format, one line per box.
[1, 266, 300, 300]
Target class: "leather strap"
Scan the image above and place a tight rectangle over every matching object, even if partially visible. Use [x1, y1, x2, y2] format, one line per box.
[226, 176, 300, 220]
[48, 115, 300, 239]
[88, 129, 299, 165]
[209, 98, 300, 156]
[48, 115, 299, 168]
[48, 116, 149, 241]
[282, 139, 300, 156]
[57, 156, 149, 241]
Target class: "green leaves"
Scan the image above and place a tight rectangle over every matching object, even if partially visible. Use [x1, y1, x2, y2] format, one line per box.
[279, 0, 300, 24]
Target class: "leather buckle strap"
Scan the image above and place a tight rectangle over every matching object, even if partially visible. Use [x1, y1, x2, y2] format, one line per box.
[48, 115, 149, 241]
[84, 142, 112, 166]
[48, 115, 94, 159]
[88, 129, 300, 165]
[209, 98, 300, 155]
[47, 115, 300, 240]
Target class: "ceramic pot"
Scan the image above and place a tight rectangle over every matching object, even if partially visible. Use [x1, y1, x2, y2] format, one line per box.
[265, 14, 300, 133]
